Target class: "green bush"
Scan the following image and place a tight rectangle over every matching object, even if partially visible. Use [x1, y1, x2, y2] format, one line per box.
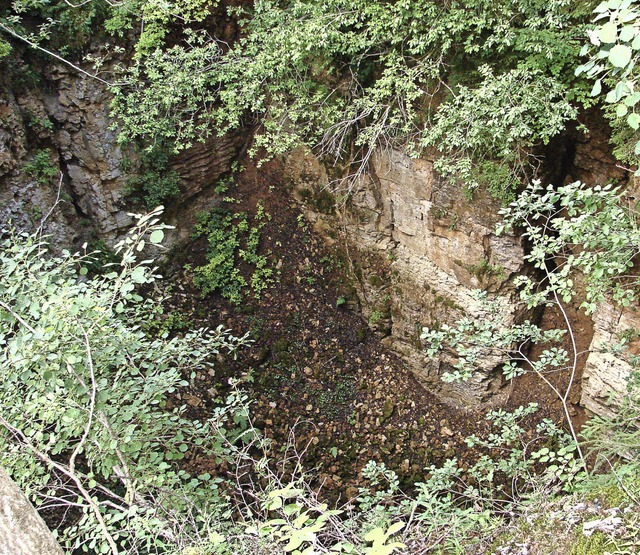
[23, 149, 58, 184]
[192, 202, 274, 304]
[0, 208, 251, 553]
[576, 0, 640, 169]
[103, 0, 591, 195]
[124, 146, 181, 209]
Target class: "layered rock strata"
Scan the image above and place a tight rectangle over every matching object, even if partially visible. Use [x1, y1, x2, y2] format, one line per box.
[286, 148, 526, 406]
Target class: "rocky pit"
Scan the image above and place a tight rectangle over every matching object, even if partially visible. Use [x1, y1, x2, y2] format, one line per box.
[1, 63, 638, 498]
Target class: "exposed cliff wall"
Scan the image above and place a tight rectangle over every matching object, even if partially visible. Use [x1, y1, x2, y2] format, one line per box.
[0, 62, 245, 248]
[0, 64, 128, 245]
[286, 117, 639, 413]
[2, 55, 636, 416]
[581, 302, 640, 417]
[559, 116, 636, 417]
[286, 148, 526, 406]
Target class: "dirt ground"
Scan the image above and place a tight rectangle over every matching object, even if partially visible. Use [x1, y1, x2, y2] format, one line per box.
[161, 158, 588, 500]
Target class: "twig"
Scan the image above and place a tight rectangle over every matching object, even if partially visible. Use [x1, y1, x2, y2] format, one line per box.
[0, 300, 38, 334]
[0, 417, 120, 555]
[0, 22, 112, 86]
[68, 325, 98, 475]
[605, 456, 640, 506]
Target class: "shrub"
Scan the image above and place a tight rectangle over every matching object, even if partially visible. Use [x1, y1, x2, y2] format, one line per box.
[23, 149, 58, 185]
[192, 202, 273, 304]
[0, 208, 251, 553]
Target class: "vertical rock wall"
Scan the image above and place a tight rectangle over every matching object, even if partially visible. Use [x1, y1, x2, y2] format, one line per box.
[560, 115, 637, 417]
[286, 148, 526, 406]
[581, 302, 640, 417]
[0, 63, 246, 248]
[0, 65, 130, 245]
[2, 54, 636, 416]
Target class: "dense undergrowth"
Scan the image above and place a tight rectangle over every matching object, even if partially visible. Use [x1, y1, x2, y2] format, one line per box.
[1, 0, 640, 553]
[0, 190, 639, 554]
[0, 0, 597, 200]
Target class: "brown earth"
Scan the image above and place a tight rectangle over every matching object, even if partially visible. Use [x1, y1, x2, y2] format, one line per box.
[160, 156, 581, 500]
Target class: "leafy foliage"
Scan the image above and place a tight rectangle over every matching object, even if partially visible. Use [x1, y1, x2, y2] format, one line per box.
[497, 180, 640, 313]
[23, 148, 58, 185]
[0, 209, 251, 554]
[178, 403, 584, 555]
[192, 202, 274, 304]
[423, 67, 577, 200]
[123, 145, 181, 209]
[576, 0, 640, 167]
[1, 0, 596, 198]
[423, 180, 640, 475]
[0, 37, 11, 58]
[107, 0, 591, 198]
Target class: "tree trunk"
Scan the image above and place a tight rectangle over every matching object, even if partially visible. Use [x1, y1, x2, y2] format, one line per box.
[0, 466, 64, 555]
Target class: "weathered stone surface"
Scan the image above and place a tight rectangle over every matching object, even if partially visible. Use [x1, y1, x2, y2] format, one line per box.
[581, 302, 640, 417]
[0, 63, 247, 249]
[565, 115, 635, 418]
[0, 65, 128, 245]
[43, 66, 135, 238]
[164, 130, 247, 246]
[286, 148, 525, 406]
[0, 466, 64, 555]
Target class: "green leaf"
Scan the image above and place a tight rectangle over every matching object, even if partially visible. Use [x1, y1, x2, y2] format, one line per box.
[617, 103, 629, 117]
[620, 25, 636, 42]
[628, 112, 640, 129]
[590, 79, 602, 97]
[599, 21, 618, 43]
[283, 533, 305, 552]
[265, 496, 283, 510]
[149, 229, 165, 244]
[130, 266, 146, 283]
[386, 522, 405, 535]
[594, 1, 610, 13]
[633, 33, 640, 50]
[609, 44, 633, 67]
[364, 527, 386, 543]
[624, 92, 640, 106]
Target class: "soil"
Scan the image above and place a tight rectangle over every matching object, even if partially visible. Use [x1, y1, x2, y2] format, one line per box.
[161, 156, 585, 501]
[507, 302, 594, 434]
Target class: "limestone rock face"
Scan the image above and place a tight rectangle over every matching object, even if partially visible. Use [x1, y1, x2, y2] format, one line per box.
[564, 114, 636, 417]
[0, 90, 78, 245]
[0, 64, 245, 248]
[44, 67, 132, 238]
[581, 303, 640, 417]
[164, 129, 247, 246]
[287, 149, 526, 406]
[0, 65, 131, 245]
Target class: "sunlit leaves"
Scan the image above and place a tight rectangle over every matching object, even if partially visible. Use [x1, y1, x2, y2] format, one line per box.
[577, 0, 640, 168]
[108, 0, 589, 191]
[0, 211, 250, 553]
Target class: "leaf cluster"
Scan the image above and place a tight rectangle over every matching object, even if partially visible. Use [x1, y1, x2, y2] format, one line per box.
[0, 209, 251, 553]
[498, 180, 640, 313]
[576, 0, 640, 167]
[123, 145, 181, 210]
[102, 0, 593, 197]
[191, 202, 274, 304]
